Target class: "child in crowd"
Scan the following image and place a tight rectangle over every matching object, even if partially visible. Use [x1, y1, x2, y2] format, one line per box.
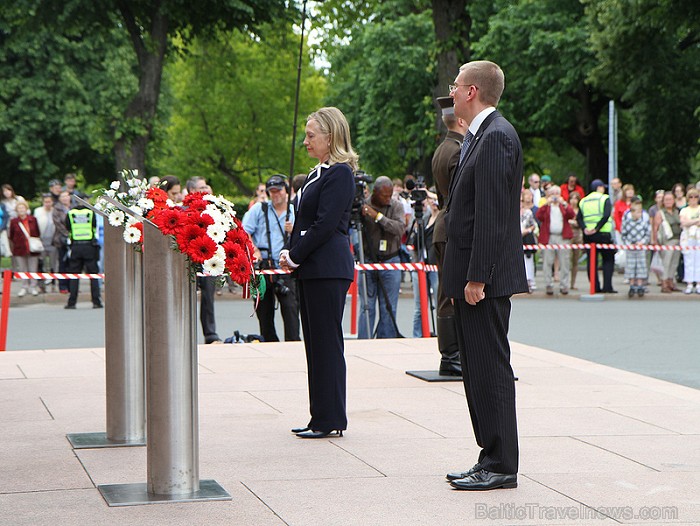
[621, 198, 651, 297]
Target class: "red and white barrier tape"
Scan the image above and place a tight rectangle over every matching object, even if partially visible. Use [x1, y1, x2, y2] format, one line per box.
[13, 272, 104, 280]
[257, 263, 438, 274]
[523, 243, 700, 251]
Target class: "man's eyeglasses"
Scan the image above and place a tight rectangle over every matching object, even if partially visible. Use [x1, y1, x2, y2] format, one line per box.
[448, 83, 473, 93]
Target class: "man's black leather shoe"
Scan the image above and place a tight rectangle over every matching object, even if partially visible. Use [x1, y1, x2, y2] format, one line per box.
[438, 366, 462, 377]
[296, 429, 343, 439]
[450, 469, 517, 490]
[446, 463, 481, 481]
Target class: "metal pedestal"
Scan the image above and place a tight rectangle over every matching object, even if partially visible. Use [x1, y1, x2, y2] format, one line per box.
[67, 223, 146, 449]
[97, 220, 230, 506]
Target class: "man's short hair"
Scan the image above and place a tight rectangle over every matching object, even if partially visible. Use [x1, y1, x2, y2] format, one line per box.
[291, 174, 306, 193]
[459, 60, 505, 107]
[186, 176, 206, 193]
[442, 114, 459, 129]
[373, 176, 393, 192]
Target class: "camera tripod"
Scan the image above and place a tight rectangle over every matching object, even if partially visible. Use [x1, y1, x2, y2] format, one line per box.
[352, 210, 403, 339]
[407, 197, 436, 336]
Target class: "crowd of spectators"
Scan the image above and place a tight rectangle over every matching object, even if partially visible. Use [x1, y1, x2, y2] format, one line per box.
[520, 173, 700, 297]
[0, 176, 91, 296]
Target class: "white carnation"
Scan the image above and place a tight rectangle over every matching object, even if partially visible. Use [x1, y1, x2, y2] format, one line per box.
[202, 254, 226, 276]
[108, 210, 125, 227]
[207, 223, 227, 243]
[123, 226, 142, 244]
[137, 198, 154, 210]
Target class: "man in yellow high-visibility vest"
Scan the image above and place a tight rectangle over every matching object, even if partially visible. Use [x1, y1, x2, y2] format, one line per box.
[576, 179, 617, 293]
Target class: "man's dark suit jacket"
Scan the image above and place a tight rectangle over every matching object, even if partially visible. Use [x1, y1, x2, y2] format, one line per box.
[289, 163, 355, 280]
[443, 110, 528, 299]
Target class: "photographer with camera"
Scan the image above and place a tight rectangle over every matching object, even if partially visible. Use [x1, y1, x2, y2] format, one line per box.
[358, 176, 406, 339]
[241, 175, 300, 342]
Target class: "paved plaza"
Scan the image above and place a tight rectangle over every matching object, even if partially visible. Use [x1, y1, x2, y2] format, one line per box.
[1, 334, 699, 525]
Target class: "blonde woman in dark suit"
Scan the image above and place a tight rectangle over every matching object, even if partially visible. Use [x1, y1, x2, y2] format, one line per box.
[280, 107, 358, 439]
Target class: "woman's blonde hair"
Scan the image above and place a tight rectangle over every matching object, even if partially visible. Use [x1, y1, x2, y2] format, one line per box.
[307, 107, 359, 172]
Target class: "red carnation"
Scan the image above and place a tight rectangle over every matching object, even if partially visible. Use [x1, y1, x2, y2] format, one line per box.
[222, 240, 244, 261]
[186, 212, 215, 230]
[146, 187, 168, 203]
[186, 199, 208, 215]
[153, 208, 184, 236]
[227, 254, 251, 285]
[226, 226, 249, 244]
[183, 192, 206, 206]
[176, 224, 207, 251]
[186, 235, 218, 264]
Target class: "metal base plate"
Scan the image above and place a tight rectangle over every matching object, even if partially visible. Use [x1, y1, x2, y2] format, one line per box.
[405, 370, 462, 382]
[579, 294, 605, 302]
[66, 432, 146, 449]
[98, 479, 232, 507]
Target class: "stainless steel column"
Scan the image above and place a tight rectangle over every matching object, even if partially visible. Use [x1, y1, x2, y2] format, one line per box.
[98, 219, 230, 506]
[67, 223, 146, 449]
[143, 219, 199, 495]
[106, 224, 145, 443]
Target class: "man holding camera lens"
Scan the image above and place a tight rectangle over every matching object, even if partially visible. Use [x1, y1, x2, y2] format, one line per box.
[358, 176, 406, 338]
[242, 175, 301, 342]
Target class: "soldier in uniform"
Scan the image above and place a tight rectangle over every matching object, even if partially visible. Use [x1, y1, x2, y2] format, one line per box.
[432, 96, 468, 376]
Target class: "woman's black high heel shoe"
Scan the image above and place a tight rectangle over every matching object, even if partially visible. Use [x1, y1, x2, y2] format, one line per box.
[291, 426, 310, 434]
[296, 429, 343, 439]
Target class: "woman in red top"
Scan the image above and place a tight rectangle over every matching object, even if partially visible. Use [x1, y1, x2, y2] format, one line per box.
[560, 174, 586, 203]
[8, 201, 41, 296]
[613, 184, 636, 232]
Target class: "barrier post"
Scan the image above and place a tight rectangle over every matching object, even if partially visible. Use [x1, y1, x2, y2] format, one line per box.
[0, 270, 12, 351]
[350, 269, 358, 336]
[97, 219, 230, 506]
[589, 243, 597, 296]
[417, 264, 430, 338]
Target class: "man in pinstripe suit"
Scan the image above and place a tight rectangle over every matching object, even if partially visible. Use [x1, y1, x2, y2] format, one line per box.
[442, 61, 528, 491]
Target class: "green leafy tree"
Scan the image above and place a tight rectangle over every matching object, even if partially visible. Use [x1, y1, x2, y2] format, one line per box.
[321, 11, 436, 178]
[6, 0, 288, 184]
[585, 0, 700, 191]
[0, 14, 135, 196]
[156, 23, 326, 195]
[474, 0, 608, 185]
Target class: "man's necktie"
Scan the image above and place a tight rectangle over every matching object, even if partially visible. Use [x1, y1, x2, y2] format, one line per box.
[459, 131, 475, 165]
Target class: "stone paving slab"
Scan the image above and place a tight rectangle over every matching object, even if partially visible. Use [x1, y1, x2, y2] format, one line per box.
[0, 338, 698, 525]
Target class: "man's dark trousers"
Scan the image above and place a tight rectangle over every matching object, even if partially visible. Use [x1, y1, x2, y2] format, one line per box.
[256, 275, 300, 342]
[453, 296, 518, 474]
[583, 232, 615, 292]
[66, 243, 101, 307]
[198, 276, 220, 343]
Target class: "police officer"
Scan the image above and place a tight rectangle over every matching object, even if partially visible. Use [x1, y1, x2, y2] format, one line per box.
[64, 205, 102, 309]
[432, 96, 468, 376]
[577, 179, 617, 293]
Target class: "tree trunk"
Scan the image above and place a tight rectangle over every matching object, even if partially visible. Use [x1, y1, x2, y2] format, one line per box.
[431, 0, 470, 131]
[113, 5, 169, 179]
[563, 85, 608, 187]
